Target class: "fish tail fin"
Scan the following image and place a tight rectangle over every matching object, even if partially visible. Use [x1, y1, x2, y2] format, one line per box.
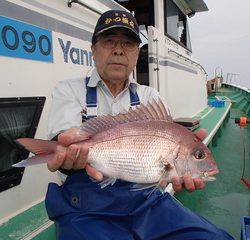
[16, 138, 60, 155]
[241, 177, 250, 189]
[13, 153, 55, 167]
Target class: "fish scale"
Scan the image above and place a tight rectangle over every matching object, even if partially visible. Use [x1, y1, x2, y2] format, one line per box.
[88, 123, 179, 183]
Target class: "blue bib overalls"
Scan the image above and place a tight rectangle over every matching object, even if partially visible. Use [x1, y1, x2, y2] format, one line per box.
[45, 78, 234, 240]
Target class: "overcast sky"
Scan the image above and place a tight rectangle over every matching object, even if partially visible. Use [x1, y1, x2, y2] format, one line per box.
[189, 0, 250, 88]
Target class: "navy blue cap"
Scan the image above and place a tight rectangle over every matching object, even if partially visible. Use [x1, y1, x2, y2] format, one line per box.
[92, 10, 141, 44]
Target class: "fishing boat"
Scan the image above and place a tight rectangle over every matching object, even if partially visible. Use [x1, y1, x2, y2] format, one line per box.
[0, 0, 249, 239]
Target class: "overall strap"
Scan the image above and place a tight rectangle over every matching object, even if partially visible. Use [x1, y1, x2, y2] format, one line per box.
[85, 77, 97, 120]
[83, 77, 141, 122]
[129, 88, 140, 109]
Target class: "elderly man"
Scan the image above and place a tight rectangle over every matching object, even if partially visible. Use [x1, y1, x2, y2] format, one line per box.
[46, 10, 234, 240]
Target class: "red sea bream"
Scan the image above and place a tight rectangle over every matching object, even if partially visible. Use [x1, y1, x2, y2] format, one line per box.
[14, 100, 219, 187]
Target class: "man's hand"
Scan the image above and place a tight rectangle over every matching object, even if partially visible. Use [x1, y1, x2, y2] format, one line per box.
[171, 175, 206, 192]
[47, 127, 103, 181]
[171, 128, 207, 192]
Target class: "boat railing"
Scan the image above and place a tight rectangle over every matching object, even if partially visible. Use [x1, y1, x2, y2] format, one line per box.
[168, 49, 207, 76]
[222, 83, 250, 94]
[67, 0, 126, 14]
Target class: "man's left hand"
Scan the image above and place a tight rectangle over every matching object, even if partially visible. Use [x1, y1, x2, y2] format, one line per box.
[171, 128, 207, 192]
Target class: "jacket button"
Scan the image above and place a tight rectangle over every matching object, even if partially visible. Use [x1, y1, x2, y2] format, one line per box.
[71, 196, 79, 205]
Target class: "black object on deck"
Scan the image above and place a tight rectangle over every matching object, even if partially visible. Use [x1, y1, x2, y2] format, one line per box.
[174, 117, 200, 131]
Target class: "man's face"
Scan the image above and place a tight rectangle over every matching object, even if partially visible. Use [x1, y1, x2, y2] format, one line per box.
[91, 29, 139, 83]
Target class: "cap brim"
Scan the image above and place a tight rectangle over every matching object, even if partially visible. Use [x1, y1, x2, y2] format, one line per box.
[95, 25, 142, 43]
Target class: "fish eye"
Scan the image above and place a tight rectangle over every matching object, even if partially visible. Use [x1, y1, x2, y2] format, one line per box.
[194, 149, 206, 160]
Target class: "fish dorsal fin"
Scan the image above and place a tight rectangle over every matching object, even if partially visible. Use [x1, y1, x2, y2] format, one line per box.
[80, 99, 172, 135]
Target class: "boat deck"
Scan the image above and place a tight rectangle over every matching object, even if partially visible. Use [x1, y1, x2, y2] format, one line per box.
[0, 201, 55, 240]
[0, 85, 249, 240]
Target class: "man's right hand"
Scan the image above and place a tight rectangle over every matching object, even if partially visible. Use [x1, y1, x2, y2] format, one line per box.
[47, 127, 103, 181]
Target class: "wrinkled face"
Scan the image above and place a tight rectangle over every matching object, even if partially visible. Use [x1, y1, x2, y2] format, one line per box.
[176, 141, 219, 180]
[91, 29, 139, 83]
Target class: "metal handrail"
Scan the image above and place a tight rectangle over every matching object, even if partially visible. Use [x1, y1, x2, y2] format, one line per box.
[153, 38, 160, 91]
[168, 49, 207, 75]
[67, 0, 103, 14]
[67, 0, 127, 14]
[214, 66, 223, 78]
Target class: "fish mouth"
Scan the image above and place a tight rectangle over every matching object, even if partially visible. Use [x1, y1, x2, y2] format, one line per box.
[202, 169, 219, 181]
[204, 169, 219, 176]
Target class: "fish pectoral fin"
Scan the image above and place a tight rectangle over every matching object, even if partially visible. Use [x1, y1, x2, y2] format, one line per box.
[158, 155, 174, 171]
[99, 177, 117, 189]
[130, 183, 157, 191]
[131, 183, 163, 199]
[158, 155, 170, 166]
[158, 145, 180, 167]
[132, 169, 178, 198]
[156, 156, 176, 188]
[158, 167, 179, 187]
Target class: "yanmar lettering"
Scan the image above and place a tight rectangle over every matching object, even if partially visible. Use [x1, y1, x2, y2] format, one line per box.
[58, 38, 93, 66]
[0, 16, 53, 62]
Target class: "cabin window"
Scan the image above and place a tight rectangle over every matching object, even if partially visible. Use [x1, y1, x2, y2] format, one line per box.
[114, 0, 155, 29]
[136, 44, 149, 86]
[0, 97, 45, 192]
[114, 0, 154, 86]
[164, 0, 192, 51]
